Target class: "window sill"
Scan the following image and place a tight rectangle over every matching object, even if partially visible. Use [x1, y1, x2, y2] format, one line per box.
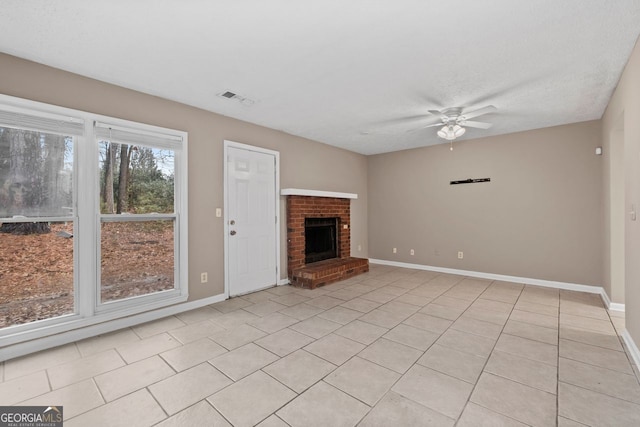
[0, 293, 188, 349]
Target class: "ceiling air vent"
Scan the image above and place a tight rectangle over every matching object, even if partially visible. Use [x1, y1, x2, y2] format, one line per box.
[216, 90, 256, 106]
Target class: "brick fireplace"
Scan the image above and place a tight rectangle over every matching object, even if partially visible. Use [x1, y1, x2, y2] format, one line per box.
[283, 189, 368, 289]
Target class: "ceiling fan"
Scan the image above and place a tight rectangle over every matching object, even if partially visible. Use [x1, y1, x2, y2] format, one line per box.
[418, 105, 497, 141]
[363, 104, 497, 149]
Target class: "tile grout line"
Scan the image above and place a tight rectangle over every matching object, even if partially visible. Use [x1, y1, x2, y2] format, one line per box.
[557, 376, 640, 408]
[449, 279, 526, 425]
[380, 275, 506, 423]
[350, 275, 524, 423]
[257, 362, 330, 425]
[557, 351, 638, 376]
[555, 291, 640, 425]
[258, 273, 450, 424]
[604, 303, 640, 387]
[438, 278, 561, 424]
[557, 293, 562, 427]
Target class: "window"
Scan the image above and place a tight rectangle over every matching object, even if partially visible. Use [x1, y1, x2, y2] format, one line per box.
[0, 96, 187, 344]
[95, 123, 183, 311]
[0, 109, 80, 329]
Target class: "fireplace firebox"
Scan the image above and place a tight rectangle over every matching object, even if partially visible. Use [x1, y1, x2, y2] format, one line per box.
[305, 217, 338, 263]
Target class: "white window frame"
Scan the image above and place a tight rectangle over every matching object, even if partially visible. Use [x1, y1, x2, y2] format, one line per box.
[93, 119, 186, 314]
[0, 94, 188, 348]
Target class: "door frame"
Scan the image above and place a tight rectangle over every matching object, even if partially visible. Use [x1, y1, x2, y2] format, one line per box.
[223, 140, 280, 298]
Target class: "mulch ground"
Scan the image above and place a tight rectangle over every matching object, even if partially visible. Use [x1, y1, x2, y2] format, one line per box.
[0, 222, 174, 328]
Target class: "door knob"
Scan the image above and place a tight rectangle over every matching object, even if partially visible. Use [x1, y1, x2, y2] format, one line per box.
[230, 230, 237, 236]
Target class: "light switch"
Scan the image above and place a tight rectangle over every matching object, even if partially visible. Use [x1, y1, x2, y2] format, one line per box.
[215, 208, 222, 218]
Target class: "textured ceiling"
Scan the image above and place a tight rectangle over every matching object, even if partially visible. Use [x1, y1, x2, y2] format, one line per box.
[1, 1, 640, 155]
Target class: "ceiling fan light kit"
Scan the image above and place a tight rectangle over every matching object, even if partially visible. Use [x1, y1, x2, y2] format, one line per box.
[432, 105, 496, 142]
[437, 124, 466, 140]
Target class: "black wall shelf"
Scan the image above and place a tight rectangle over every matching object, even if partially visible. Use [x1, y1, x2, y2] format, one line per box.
[450, 178, 491, 185]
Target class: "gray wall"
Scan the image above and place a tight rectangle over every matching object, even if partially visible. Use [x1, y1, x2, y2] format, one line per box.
[368, 121, 603, 286]
[0, 53, 369, 301]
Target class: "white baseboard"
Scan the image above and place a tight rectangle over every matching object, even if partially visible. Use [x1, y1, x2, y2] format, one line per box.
[608, 302, 626, 312]
[369, 258, 602, 292]
[1, 293, 226, 362]
[622, 329, 640, 368]
[278, 278, 290, 286]
[590, 284, 625, 312]
[600, 289, 612, 310]
[369, 258, 628, 313]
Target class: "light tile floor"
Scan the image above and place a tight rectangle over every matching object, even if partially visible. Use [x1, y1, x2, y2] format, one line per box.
[3, 265, 640, 426]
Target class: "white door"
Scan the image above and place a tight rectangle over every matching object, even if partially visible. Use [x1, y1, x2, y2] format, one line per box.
[226, 143, 278, 296]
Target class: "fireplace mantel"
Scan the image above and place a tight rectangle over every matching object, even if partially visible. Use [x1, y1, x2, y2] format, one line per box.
[281, 188, 358, 199]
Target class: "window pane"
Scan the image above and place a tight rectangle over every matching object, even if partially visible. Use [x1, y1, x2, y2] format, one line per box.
[98, 141, 175, 214]
[0, 127, 74, 218]
[0, 221, 74, 328]
[101, 220, 175, 303]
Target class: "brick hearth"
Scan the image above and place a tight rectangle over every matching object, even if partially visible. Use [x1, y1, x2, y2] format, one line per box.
[289, 257, 370, 289]
[286, 194, 368, 289]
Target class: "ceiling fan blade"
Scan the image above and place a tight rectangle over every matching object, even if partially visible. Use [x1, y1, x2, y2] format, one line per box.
[405, 122, 445, 132]
[361, 112, 445, 135]
[428, 110, 450, 121]
[460, 120, 493, 129]
[423, 122, 446, 128]
[405, 122, 445, 133]
[460, 105, 497, 120]
[377, 114, 433, 126]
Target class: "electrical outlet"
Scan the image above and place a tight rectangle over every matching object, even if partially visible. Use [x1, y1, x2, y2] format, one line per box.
[215, 208, 222, 218]
[393, 247, 397, 254]
[457, 251, 464, 259]
[410, 249, 415, 255]
[200, 272, 208, 283]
